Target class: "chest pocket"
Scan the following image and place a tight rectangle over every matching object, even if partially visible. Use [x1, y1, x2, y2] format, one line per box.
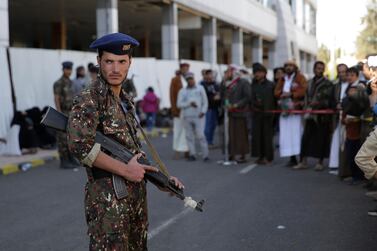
[101, 103, 140, 151]
[101, 104, 127, 134]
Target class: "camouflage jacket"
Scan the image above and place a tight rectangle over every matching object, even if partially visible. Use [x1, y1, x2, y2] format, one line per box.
[67, 76, 141, 169]
[53, 75, 75, 114]
[305, 76, 335, 110]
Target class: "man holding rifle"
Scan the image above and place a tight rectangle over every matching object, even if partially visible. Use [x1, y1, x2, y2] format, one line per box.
[67, 33, 183, 250]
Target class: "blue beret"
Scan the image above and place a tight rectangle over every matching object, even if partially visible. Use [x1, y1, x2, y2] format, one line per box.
[90, 32, 139, 55]
[62, 61, 73, 69]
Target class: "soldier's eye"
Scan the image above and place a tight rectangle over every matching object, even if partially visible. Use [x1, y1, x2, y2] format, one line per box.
[119, 60, 127, 64]
[105, 60, 113, 64]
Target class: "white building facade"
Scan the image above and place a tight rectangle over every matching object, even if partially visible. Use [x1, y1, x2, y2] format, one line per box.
[0, 0, 317, 139]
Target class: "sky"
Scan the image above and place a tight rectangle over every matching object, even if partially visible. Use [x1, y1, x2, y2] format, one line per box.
[316, 0, 368, 54]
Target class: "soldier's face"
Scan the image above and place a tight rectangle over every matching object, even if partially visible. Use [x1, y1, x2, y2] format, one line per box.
[98, 52, 131, 86]
[63, 68, 72, 77]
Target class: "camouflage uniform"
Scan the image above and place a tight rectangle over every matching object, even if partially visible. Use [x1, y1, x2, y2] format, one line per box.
[53, 76, 75, 163]
[67, 76, 148, 251]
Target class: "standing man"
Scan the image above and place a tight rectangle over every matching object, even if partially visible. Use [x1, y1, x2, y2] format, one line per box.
[329, 63, 349, 174]
[201, 69, 221, 147]
[87, 64, 99, 85]
[224, 65, 251, 163]
[53, 61, 77, 169]
[170, 63, 190, 159]
[177, 72, 209, 161]
[72, 65, 87, 96]
[342, 66, 370, 183]
[67, 33, 183, 250]
[250, 63, 276, 165]
[274, 60, 307, 167]
[294, 61, 335, 171]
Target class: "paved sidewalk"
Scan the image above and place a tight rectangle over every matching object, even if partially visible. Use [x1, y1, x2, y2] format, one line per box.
[0, 149, 58, 176]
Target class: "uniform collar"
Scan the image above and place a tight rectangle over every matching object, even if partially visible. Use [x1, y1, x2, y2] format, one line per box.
[96, 74, 132, 103]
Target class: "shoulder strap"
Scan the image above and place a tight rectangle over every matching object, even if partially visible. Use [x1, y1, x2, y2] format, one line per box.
[119, 102, 170, 177]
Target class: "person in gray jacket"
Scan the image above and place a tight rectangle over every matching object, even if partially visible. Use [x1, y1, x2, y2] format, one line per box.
[177, 72, 209, 161]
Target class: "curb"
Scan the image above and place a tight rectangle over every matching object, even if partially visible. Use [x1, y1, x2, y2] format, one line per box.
[0, 128, 171, 176]
[0, 153, 59, 176]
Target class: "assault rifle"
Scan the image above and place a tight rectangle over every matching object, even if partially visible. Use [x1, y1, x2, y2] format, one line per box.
[41, 107, 204, 212]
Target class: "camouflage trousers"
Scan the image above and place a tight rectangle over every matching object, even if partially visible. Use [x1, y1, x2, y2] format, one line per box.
[56, 131, 71, 160]
[85, 177, 148, 251]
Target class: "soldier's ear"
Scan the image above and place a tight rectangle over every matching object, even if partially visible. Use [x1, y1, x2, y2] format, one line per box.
[129, 57, 132, 66]
[97, 56, 100, 65]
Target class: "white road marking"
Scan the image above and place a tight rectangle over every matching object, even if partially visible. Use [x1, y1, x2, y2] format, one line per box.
[148, 207, 192, 240]
[239, 164, 257, 174]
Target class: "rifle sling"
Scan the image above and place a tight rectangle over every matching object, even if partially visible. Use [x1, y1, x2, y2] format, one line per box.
[119, 102, 170, 177]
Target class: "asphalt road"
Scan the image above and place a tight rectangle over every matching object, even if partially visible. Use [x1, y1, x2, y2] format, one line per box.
[1, 135, 377, 251]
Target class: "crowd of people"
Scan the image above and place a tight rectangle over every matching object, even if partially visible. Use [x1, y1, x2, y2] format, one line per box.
[169, 56, 377, 215]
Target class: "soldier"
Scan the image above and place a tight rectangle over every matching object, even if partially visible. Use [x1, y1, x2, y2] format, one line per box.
[66, 33, 183, 250]
[53, 61, 78, 169]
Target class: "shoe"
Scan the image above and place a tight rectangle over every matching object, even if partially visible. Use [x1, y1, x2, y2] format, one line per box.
[365, 191, 377, 199]
[208, 144, 216, 150]
[203, 157, 210, 162]
[328, 168, 338, 175]
[285, 158, 298, 167]
[236, 157, 247, 164]
[364, 181, 377, 191]
[187, 156, 196, 161]
[348, 179, 363, 186]
[255, 158, 263, 164]
[367, 208, 377, 217]
[314, 164, 325, 171]
[293, 162, 308, 170]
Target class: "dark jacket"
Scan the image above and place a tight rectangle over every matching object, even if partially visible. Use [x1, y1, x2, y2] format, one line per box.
[251, 78, 275, 114]
[306, 76, 334, 110]
[201, 81, 221, 109]
[224, 77, 251, 118]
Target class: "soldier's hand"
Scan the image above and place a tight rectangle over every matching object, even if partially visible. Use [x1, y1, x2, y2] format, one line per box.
[124, 153, 158, 182]
[170, 176, 184, 190]
[190, 102, 198, 108]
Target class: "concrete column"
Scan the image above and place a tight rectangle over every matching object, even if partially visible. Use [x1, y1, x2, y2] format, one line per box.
[306, 53, 312, 73]
[96, 0, 118, 38]
[202, 17, 217, 64]
[268, 41, 277, 69]
[0, 0, 9, 47]
[161, 3, 179, 60]
[300, 51, 307, 75]
[231, 28, 243, 66]
[252, 35, 263, 63]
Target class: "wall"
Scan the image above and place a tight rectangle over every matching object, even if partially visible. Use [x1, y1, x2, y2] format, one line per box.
[0, 47, 13, 139]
